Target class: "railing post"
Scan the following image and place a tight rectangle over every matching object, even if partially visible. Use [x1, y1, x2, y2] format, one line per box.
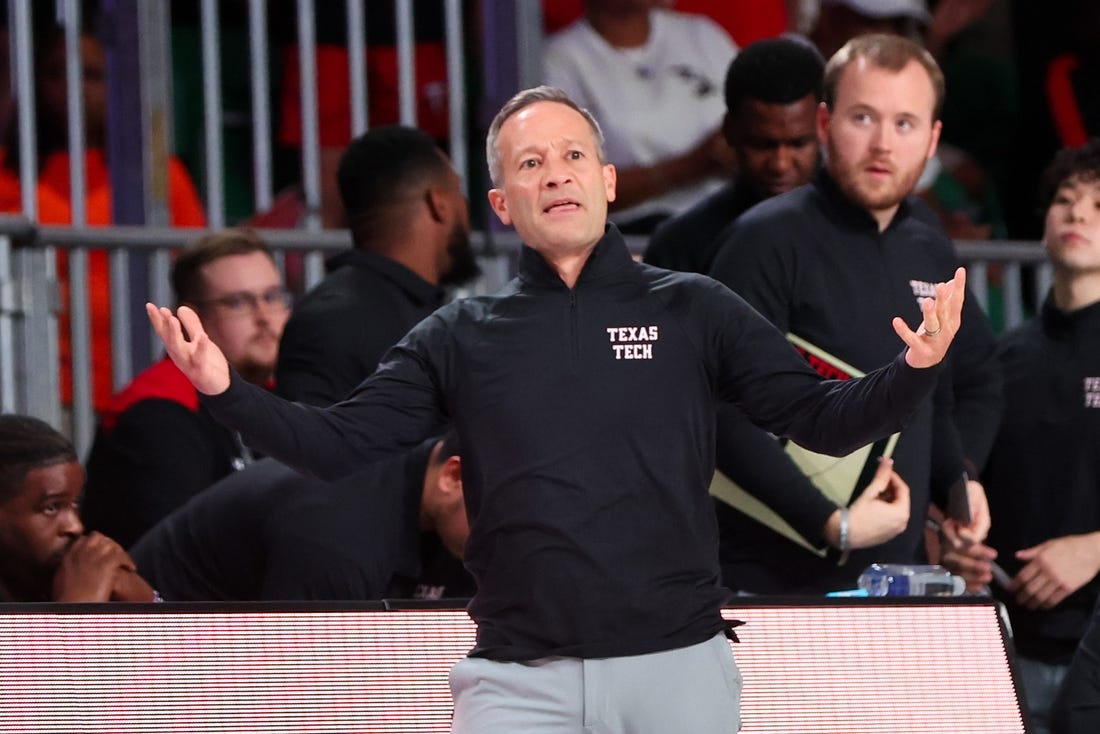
[0, 234, 16, 414]
[11, 244, 62, 426]
[102, 0, 173, 385]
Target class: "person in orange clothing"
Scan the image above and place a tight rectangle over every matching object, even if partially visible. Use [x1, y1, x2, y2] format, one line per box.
[0, 19, 206, 413]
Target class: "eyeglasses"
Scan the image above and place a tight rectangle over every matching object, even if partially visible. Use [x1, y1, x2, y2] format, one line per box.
[191, 286, 292, 315]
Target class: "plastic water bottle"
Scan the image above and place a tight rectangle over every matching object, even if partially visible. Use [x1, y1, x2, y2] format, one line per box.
[857, 564, 966, 597]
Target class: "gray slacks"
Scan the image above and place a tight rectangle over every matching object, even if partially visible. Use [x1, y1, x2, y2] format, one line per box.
[449, 632, 742, 733]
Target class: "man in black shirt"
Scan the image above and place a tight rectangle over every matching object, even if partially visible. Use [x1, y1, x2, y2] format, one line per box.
[131, 434, 471, 602]
[0, 415, 155, 603]
[83, 230, 290, 548]
[645, 37, 823, 274]
[147, 85, 968, 733]
[708, 34, 1000, 595]
[946, 140, 1100, 734]
[276, 125, 479, 406]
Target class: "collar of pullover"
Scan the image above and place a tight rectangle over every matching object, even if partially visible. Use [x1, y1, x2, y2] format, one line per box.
[814, 167, 913, 234]
[327, 248, 444, 306]
[1041, 292, 1100, 337]
[518, 224, 635, 289]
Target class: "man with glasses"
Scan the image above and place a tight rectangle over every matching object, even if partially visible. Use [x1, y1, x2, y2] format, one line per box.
[82, 228, 290, 548]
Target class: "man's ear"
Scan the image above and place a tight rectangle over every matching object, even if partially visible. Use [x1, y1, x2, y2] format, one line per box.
[603, 163, 617, 204]
[926, 119, 942, 162]
[438, 455, 463, 501]
[488, 188, 511, 225]
[425, 186, 448, 223]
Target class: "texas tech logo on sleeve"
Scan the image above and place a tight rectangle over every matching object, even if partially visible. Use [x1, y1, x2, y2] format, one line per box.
[606, 326, 659, 360]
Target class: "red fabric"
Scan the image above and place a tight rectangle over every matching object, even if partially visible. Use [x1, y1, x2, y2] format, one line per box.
[543, 0, 584, 34]
[0, 149, 206, 411]
[1046, 53, 1089, 148]
[278, 42, 450, 147]
[98, 356, 200, 432]
[540, 1, 788, 47]
[676, 0, 788, 46]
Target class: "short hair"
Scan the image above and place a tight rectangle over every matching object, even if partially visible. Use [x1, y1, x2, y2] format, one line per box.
[336, 125, 454, 247]
[0, 415, 77, 502]
[1038, 139, 1100, 211]
[823, 33, 945, 120]
[171, 228, 274, 305]
[485, 85, 607, 187]
[724, 37, 825, 114]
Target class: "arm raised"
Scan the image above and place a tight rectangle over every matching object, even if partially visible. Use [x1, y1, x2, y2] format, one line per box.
[146, 303, 230, 395]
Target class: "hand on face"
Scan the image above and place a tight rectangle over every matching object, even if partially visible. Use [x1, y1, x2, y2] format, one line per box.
[51, 532, 135, 602]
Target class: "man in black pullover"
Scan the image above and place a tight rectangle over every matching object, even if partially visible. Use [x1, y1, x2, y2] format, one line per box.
[947, 140, 1100, 734]
[275, 126, 479, 407]
[708, 33, 1001, 594]
[147, 85, 967, 734]
[645, 36, 824, 275]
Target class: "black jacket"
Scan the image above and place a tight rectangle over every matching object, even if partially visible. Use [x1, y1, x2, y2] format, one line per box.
[708, 169, 1003, 593]
[204, 226, 941, 661]
[82, 358, 247, 548]
[644, 178, 762, 274]
[130, 445, 473, 602]
[276, 248, 444, 406]
[985, 295, 1100, 663]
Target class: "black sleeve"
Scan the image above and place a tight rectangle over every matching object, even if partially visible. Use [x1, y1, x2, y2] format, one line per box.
[204, 314, 450, 481]
[714, 403, 839, 544]
[82, 401, 237, 548]
[259, 539, 387, 601]
[695, 278, 940, 458]
[705, 220, 845, 533]
[929, 368, 967, 507]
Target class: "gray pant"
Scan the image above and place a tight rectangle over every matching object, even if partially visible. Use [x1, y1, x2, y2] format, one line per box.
[1019, 656, 1070, 734]
[449, 632, 742, 733]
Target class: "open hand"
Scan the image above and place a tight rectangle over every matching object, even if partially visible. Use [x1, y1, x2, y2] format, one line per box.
[1010, 533, 1100, 610]
[895, 267, 967, 369]
[146, 303, 231, 395]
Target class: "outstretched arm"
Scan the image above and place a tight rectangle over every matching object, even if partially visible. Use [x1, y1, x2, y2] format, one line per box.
[150, 301, 449, 482]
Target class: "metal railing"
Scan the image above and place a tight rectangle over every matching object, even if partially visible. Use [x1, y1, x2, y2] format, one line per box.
[0, 215, 1052, 457]
[0, 217, 524, 455]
